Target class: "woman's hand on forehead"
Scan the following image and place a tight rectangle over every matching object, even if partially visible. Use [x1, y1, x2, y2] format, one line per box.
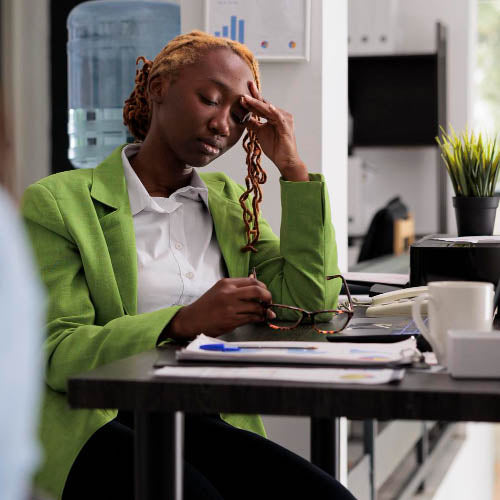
[240, 81, 308, 182]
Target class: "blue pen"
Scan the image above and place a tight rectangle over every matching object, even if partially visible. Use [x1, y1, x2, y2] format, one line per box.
[199, 344, 318, 352]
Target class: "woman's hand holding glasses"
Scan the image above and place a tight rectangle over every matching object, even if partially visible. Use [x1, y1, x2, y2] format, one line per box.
[167, 276, 275, 340]
[166, 271, 353, 341]
[254, 270, 354, 335]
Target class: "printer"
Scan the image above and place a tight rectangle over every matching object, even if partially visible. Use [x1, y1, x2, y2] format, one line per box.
[410, 235, 500, 287]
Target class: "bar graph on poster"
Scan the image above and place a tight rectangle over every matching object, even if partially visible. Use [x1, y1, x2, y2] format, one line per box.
[204, 0, 310, 61]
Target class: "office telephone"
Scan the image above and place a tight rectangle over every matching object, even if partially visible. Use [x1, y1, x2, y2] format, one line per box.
[365, 286, 428, 317]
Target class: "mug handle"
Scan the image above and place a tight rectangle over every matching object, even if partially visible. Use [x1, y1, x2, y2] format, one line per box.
[411, 293, 439, 355]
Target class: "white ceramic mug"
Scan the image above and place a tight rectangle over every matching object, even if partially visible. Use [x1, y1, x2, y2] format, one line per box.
[412, 281, 494, 367]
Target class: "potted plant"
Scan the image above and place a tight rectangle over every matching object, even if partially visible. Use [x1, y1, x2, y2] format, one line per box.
[436, 127, 500, 236]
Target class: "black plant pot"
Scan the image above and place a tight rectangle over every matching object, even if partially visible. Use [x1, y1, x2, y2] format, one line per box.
[453, 196, 500, 236]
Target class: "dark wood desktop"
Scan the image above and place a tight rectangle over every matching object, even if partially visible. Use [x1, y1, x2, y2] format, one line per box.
[68, 323, 500, 500]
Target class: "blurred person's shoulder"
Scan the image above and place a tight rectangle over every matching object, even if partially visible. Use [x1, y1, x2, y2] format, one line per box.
[0, 184, 17, 213]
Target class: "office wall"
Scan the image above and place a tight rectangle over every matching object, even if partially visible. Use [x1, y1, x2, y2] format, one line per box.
[350, 0, 476, 236]
[181, 0, 348, 271]
[1, 0, 50, 200]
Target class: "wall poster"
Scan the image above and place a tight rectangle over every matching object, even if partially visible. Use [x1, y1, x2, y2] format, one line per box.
[204, 0, 311, 62]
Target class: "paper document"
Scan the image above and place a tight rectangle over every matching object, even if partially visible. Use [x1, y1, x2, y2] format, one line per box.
[430, 236, 500, 244]
[344, 272, 409, 286]
[338, 294, 371, 309]
[175, 334, 418, 367]
[342, 317, 421, 335]
[154, 365, 405, 385]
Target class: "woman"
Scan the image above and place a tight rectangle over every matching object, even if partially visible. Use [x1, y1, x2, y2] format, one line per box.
[22, 31, 352, 500]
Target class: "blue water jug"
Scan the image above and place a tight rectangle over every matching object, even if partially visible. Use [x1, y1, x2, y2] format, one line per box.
[67, 0, 180, 169]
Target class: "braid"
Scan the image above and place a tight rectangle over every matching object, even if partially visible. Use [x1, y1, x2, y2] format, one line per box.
[239, 131, 266, 252]
[123, 30, 266, 253]
[123, 56, 153, 142]
[233, 46, 265, 253]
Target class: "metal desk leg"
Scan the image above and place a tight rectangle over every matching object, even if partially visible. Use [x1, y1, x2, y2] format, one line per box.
[311, 417, 348, 486]
[135, 411, 184, 500]
[416, 421, 429, 493]
[363, 419, 377, 500]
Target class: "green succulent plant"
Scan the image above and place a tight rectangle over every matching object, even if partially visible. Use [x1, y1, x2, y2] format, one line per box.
[436, 127, 500, 197]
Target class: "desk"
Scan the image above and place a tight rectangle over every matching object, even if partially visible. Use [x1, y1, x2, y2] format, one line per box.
[350, 252, 410, 274]
[68, 324, 500, 500]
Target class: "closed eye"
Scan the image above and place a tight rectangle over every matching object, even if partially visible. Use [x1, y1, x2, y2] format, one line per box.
[199, 93, 247, 125]
[200, 95, 218, 106]
[231, 108, 249, 125]
[231, 113, 246, 125]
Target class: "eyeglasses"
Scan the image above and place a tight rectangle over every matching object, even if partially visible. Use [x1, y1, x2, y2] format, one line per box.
[251, 268, 354, 334]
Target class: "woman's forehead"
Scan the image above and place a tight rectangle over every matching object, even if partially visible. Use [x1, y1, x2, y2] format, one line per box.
[179, 48, 255, 93]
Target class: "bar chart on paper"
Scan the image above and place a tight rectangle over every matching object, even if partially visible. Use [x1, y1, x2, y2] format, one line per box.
[214, 15, 245, 44]
[205, 0, 309, 60]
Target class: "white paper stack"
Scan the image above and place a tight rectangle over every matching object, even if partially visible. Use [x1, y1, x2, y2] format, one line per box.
[175, 334, 417, 367]
[154, 365, 405, 385]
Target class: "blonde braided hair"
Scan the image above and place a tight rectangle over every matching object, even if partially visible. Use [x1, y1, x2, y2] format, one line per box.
[123, 30, 266, 253]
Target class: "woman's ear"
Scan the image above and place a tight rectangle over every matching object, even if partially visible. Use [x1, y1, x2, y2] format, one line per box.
[149, 76, 168, 104]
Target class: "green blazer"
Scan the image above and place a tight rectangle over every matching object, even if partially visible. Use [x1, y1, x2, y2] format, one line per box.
[21, 145, 340, 499]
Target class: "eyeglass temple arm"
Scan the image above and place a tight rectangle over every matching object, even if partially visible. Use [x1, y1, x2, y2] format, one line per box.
[326, 274, 354, 311]
[252, 269, 353, 311]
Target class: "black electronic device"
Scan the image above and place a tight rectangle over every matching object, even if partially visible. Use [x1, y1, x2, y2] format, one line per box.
[369, 283, 405, 297]
[410, 235, 500, 287]
[327, 318, 432, 352]
[327, 333, 431, 352]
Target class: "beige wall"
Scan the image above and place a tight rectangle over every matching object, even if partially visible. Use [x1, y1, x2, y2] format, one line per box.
[1, 0, 50, 201]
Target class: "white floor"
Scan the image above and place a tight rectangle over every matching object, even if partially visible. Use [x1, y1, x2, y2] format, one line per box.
[413, 423, 495, 500]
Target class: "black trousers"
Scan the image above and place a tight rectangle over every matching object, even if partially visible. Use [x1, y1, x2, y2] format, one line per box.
[62, 412, 356, 500]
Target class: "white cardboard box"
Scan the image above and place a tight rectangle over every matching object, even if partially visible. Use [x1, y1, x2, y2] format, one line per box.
[447, 330, 500, 378]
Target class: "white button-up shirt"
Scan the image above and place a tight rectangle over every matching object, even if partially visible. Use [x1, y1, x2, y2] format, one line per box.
[122, 144, 226, 314]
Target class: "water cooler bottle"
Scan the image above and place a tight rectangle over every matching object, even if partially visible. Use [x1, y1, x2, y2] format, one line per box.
[67, 0, 180, 169]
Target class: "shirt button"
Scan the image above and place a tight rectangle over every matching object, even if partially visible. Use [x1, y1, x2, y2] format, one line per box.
[185, 272, 194, 279]
[175, 242, 183, 250]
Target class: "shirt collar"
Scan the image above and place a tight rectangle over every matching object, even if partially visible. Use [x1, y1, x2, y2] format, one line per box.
[121, 143, 209, 216]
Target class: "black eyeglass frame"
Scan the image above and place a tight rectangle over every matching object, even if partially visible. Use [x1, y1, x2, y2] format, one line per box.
[250, 269, 354, 334]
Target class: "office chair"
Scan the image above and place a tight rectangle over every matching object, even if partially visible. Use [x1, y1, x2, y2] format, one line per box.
[357, 197, 413, 262]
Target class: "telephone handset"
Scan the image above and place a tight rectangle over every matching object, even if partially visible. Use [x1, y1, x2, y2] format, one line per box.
[365, 286, 428, 317]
